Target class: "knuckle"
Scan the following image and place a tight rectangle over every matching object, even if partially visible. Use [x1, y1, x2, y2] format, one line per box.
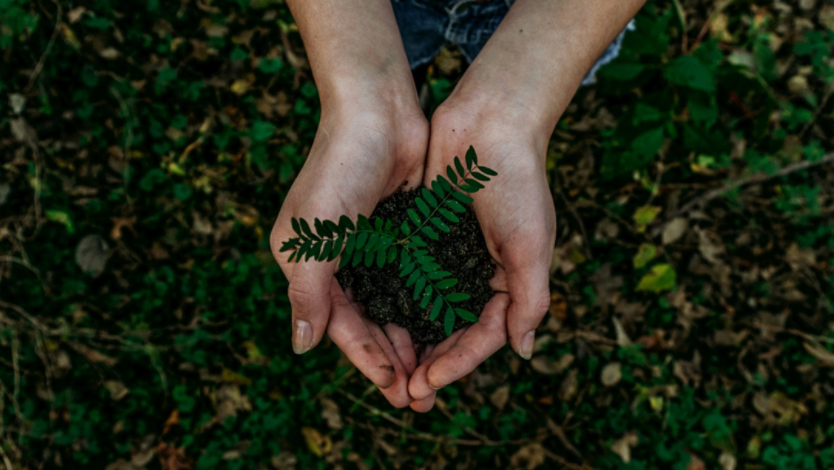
[287, 281, 317, 311]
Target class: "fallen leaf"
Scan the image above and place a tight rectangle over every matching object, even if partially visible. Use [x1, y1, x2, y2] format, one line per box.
[611, 432, 638, 463]
[99, 47, 120, 59]
[687, 452, 706, 470]
[76, 234, 110, 277]
[558, 369, 578, 401]
[601, 362, 622, 387]
[490, 385, 510, 411]
[67, 6, 86, 23]
[71, 343, 117, 366]
[8, 93, 26, 114]
[803, 342, 834, 366]
[719, 452, 737, 470]
[320, 398, 343, 430]
[162, 409, 180, 435]
[104, 380, 129, 401]
[301, 427, 331, 457]
[636, 264, 677, 292]
[531, 354, 574, 375]
[270, 452, 297, 470]
[633, 243, 657, 268]
[633, 206, 662, 233]
[612, 318, 632, 346]
[156, 442, 194, 470]
[509, 443, 545, 470]
[662, 218, 688, 245]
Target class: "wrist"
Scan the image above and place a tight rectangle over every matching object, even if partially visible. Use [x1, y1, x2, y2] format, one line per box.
[440, 80, 557, 153]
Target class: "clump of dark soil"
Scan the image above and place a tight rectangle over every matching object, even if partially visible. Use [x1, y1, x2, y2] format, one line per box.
[336, 189, 495, 345]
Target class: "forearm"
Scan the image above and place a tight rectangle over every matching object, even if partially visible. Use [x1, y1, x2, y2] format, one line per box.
[448, 0, 646, 143]
[287, 0, 418, 112]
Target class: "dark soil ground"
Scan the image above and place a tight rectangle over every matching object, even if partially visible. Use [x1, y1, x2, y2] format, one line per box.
[336, 189, 495, 344]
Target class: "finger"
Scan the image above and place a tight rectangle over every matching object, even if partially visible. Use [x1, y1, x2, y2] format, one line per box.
[408, 327, 468, 400]
[409, 393, 436, 413]
[383, 323, 417, 375]
[503, 236, 553, 360]
[286, 260, 336, 354]
[425, 293, 509, 390]
[326, 280, 397, 389]
[490, 264, 508, 292]
[361, 316, 412, 408]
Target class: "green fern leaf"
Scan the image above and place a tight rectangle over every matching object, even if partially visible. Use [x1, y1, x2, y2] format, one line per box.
[357, 214, 372, 230]
[300, 219, 318, 240]
[479, 166, 497, 176]
[466, 145, 478, 166]
[363, 250, 374, 267]
[430, 217, 450, 232]
[436, 278, 458, 290]
[407, 236, 428, 248]
[279, 238, 299, 253]
[465, 178, 484, 189]
[427, 270, 451, 280]
[471, 172, 490, 182]
[338, 253, 350, 269]
[415, 198, 430, 217]
[344, 233, 356, 256]
[413, 277, 426, 300]
[387, 246, 398, 264]
[420, 262, 441, 272]
[437, 175, 452, 192]
[325, 219, 340, 234]
[364, 233, 380, 252]
[451, 192, 474, 204]
[321, 240, 333, 259]
[376, 248, 386, 268]
[444, 308, 455, 336]
[407, 209, 421, 225]
[374, 217, 383, 231]
[329, 235, 344, 261]
[291, 217, 302, 236]
[438, 208, 459, 223]
[314, 218, 330, 238]
[351, 249, 363, 267]
[459, 184, 478, 192]
[401, 220, 411, 236]
[400, 260, 416, 277]
[420, 293, 431, 309]
[406, 270, 421, 287]
[455, 308, 478, 322]
[287, 251, 297, 263]
[421, 226, 439, 240]
[431, 180, 445, 198]
[339, 215, 355, 231]
[446, 166, 458, 184]
[445, 200, 465, 213]
[445, 292, 470, 303]
[356, 232, 368, 250]
[454, 157, 465, 178]
[421, 188, 437, 208]
[430, 297, 443, 320]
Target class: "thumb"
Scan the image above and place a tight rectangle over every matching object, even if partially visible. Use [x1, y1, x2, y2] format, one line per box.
[286, 259, 335, 354]
[503, 232, 553, 360]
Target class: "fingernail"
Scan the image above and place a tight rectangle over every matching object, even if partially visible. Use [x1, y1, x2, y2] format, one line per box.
[292, 319, 313, 354]
[429, 383, 444, 391]
[519, 330, 535, 360]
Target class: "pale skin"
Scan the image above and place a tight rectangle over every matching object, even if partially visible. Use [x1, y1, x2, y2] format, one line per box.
[270, 0, 647, 411]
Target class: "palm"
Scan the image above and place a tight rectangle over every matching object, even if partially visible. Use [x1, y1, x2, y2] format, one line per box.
[407, 109, 556, 411]
[271, 110, 428, 408]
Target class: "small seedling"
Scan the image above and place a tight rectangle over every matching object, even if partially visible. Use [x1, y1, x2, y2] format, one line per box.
[280, 146, 497, 336]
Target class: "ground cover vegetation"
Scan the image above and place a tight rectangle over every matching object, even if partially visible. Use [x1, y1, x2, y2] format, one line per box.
[1, 0, 834, 469]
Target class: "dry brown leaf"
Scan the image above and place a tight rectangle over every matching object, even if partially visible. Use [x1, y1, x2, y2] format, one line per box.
[156, 442, 194, 470]
[558, 369, 578, 401]
[687, 452, 706, 470]
[531, 354, 574, 375]
[509, 443, 545, 470]
[490, 385, 510, 410]
[71, 343, 118, 366]
[803, 342, 834, 366]
[320, 398, 343, 430]
[611, 432, 638, 463]
[601, 362, 622, 387]
[719, 452, 737, 470]
[104, 380, 129, 401]
[76, 234, 110, 277]
[662, 218, 688, 245]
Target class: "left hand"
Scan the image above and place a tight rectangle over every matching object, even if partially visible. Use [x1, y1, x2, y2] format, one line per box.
[407, 93, 557, 412]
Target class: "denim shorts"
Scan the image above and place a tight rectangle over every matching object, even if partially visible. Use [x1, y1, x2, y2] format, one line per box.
[392, 0, 635, 85]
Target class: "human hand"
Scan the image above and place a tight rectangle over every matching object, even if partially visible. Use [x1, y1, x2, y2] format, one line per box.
[407, 95, 557, 412]
[270, 93, 429, 408]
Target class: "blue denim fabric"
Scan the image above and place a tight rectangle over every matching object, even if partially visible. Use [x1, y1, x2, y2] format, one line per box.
[392, 0, 635, 85]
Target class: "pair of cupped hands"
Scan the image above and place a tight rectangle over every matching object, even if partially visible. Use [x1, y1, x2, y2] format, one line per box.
[269, 86, 556, 412]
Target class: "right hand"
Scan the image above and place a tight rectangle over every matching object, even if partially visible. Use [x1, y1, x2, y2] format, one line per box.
[270, 94, 429, 408]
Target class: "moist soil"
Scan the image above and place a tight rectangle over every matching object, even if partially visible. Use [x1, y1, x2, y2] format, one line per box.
[336, 189, 495, 345]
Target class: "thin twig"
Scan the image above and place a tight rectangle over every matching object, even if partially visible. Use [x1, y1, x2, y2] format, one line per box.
[799, 83, 834, 139]
[24, 1, 62, 93]
[670, 153, 834, 220]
